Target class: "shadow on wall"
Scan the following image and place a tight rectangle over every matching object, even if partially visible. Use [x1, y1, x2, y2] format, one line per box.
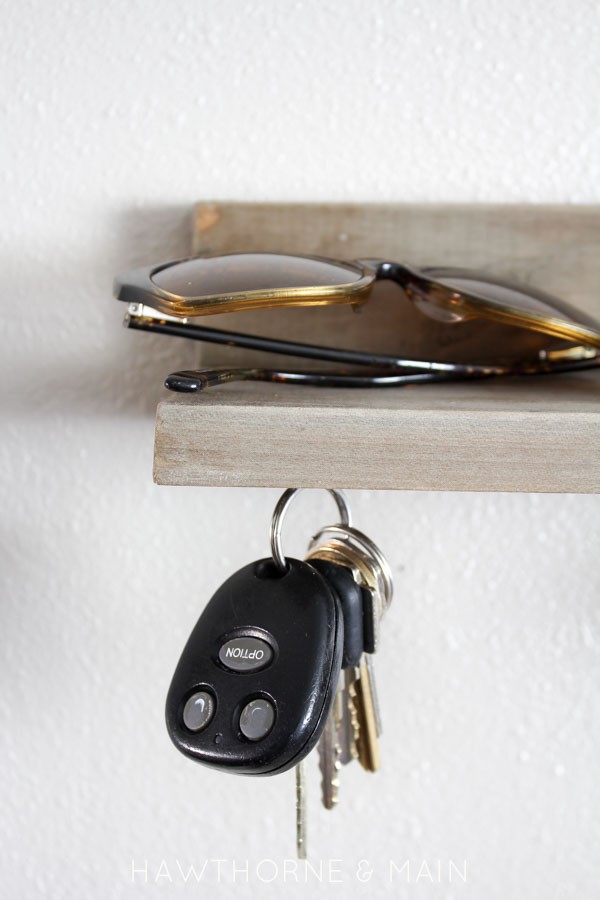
[4, 205, 202, 420]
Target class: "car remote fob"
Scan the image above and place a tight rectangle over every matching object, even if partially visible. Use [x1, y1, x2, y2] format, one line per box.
[165, 557, 344, 775]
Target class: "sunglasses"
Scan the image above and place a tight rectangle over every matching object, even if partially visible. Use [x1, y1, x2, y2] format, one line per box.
[114, 252, 600, 391]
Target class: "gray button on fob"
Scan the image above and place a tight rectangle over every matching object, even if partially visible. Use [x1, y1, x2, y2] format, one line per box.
[183, 691, 215, 732]
[219, 635, 274, 672]
[239, 698, 276, 741]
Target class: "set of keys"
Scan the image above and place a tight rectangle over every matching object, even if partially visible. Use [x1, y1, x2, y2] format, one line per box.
[165, 488, 393, 857]
[304, 515, 392, 845]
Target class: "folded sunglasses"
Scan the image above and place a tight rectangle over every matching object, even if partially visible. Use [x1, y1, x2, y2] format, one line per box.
[114, 252, 600, 391]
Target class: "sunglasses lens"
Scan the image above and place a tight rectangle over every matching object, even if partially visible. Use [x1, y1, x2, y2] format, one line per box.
[422, 268, 600, 331]
[151, 253, 365, 297]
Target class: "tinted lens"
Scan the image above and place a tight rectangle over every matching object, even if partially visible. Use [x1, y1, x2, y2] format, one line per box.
[423, 267, 600, 330]
[151, 253, 365, 297]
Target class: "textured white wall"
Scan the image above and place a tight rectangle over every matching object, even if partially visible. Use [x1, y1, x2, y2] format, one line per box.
[1, 1, 599, 898]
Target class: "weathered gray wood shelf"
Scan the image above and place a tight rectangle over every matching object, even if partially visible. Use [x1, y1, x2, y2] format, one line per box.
[152, 202, 600, 493]
[154, 373, 600, 492]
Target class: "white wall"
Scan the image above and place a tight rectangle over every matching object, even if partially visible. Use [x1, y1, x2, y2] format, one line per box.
[1, 1, 599, 898]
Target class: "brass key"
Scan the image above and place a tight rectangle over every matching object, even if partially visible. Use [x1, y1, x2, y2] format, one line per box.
[351, 656, 380, 772]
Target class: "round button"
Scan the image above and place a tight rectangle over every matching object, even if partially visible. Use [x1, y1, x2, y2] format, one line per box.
[239, 698, 276, 741]
[182, 690, 215, 732]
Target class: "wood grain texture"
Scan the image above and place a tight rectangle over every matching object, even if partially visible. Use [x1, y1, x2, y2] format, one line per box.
[154, 372, 600, 492]
[153, 203, 600, 492]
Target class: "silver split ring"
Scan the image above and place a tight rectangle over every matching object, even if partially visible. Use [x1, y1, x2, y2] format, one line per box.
[270, 488, 352, 573]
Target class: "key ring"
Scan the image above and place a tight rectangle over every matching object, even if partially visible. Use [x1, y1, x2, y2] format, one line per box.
[270, 488, 352, 573]
[307, 524, 394, 614]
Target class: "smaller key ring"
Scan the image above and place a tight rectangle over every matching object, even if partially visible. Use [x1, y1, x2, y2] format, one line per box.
[270, 488, 352, 573]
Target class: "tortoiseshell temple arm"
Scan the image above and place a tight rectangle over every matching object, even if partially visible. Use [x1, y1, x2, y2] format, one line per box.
[163, 368, 475, 392]
[164, 355, 600, 392]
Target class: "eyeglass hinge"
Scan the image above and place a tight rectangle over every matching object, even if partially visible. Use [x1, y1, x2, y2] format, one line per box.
[124, 303, 188, 326]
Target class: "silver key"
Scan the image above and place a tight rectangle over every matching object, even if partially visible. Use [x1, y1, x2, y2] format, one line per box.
[338, 665, 360, 765]
[296, 760, 307, 859]
[317, 677, 343, 809]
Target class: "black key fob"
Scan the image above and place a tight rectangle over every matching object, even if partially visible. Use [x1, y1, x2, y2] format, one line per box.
[165, 558, 344, 775]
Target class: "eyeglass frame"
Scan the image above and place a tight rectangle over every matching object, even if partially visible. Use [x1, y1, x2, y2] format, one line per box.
[115, 252, 600, 392]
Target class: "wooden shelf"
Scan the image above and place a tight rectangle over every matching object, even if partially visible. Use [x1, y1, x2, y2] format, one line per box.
[154, 372, 600, 492]
[152, 202, 600, 493]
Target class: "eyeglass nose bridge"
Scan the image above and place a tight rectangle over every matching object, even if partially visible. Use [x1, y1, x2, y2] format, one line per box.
[358, 259, 474, 324]
[357, 259, 417, 282]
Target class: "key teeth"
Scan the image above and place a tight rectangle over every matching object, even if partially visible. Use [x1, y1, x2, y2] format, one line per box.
[329, 747, 342, 810]
[347, 677, 361, 761]
[322, 768, 341, 810]
[318, 721, 341, 810]
[318, 682, 345, 810]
